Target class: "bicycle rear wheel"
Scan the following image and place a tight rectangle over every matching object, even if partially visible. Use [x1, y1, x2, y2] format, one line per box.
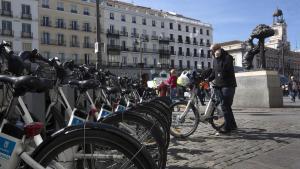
[209, 105, 225, 131]
[170, 101, 199, 138]
[28, 123, 157, 169]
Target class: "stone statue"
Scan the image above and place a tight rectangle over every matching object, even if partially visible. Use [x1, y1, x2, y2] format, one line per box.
[242, 24, 275, 70]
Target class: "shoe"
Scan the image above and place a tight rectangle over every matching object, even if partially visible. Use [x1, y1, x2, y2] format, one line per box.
[215, 130, 231, 136]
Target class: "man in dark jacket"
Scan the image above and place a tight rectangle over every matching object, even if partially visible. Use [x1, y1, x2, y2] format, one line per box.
[209, 44, 237, 134]
[288, 76, 298, 102]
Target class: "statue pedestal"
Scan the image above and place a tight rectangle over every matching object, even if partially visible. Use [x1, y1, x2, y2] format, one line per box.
[233, 70, 283, 108]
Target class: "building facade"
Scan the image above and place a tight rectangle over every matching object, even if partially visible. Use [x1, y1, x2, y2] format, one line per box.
[0, 0, 39, 53]
[38, 0, 213, 71]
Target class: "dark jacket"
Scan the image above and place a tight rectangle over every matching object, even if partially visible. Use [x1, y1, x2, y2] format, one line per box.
[288, 79, 298, 91]
[209, 49, 237, 87]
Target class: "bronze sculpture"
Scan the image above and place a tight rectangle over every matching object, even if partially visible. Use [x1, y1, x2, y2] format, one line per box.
[242, 24, 275, 70]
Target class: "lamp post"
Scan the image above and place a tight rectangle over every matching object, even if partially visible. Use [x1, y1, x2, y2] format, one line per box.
[135, 37, 144, 80]
[95, 0, 102, 70]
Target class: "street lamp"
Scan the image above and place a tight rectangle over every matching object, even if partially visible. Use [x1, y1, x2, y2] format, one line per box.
[134, 37, 144, 80]
[95, 0, 104, 70]
[277, 41, 285, 76]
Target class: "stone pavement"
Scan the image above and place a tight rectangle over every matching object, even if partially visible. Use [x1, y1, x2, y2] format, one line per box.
[167, 97, 300, 169]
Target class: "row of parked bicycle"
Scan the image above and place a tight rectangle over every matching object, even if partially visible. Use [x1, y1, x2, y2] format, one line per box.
[0, 41, 225, 169]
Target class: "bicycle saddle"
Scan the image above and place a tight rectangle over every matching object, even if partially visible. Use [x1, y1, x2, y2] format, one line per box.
[69, 79, 100, 92]
[106, 86, 121, 95]
[0, 75, 53, 96]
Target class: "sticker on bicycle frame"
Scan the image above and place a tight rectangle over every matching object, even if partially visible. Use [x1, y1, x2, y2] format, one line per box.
[71, 117, 84, 126]
[100, 109, 112, 118]
[0, 137, 16, 160]
[116, 105, 126, 112]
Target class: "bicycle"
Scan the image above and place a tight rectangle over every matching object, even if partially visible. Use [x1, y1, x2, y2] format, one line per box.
[170, 71, 225, 138]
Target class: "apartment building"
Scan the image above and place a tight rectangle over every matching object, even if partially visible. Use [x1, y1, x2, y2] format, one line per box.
[0, 0, 39, 53]
[104, 0, 213, 69]
[38, 0, 213, 69]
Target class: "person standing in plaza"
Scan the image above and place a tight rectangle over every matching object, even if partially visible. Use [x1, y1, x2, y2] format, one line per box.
[166, 69, 177, 99]
[288, 76, 298, 102]
[208, 44, 238, 135]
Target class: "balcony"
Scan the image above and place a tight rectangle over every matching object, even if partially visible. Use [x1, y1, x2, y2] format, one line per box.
[159, 49, 170, 55]
[42, 4, 49, 8]
[69, 25, 80, 31]
[121, 46, 129, 51]
[41, 39, 66, 46]
[56, 23, 66, 29]
[83, 43, 94, 49]
[151, 35, 159, 40]
[82, 26, 92, 32]
[178, 52, 184, 56]
[21, 13, 32, 20]
[57, 7, 64, 11]
[107, 62, 120, 67]
[107, 29, 120, 37]
[185, 40, 191, 44]
[141, 34, 149, 41]
[70, 41, 80, 47]
[178, 39, 183, 43]
[193, 53, 199, 57]
[41, 20, 52, 27]
[120, 31, 128, 37]
[170, 51, 176, 55]
[57, 40, 66, 46]
[107, 45, 121, 51]
[186, 52, 191, 56]
[143, 48, 158, 53]
[130, 47, 140, 52]
[200, 54, 205, 57]
[206, 43, 211, 47]
[131, 32, 139, 38]
[1, 9, 13, 17]
[199, 42, 204, 46]
[159, 37, 170, 44]
[0, 29, 14, 37]
[193, 41, 198, 45]
[70, 9, 78, 14]
[21, 32, 33, 39]
[170, 38, 175, 42]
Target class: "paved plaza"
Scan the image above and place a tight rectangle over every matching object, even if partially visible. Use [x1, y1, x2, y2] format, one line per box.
[167, 97, 300, 169]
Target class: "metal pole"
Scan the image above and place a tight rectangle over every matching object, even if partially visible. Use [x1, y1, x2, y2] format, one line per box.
[140, 37, 143, 80]
[96, 0, 102, 69]
[282, 44, 285, 76]
[259, 38, 266, 69]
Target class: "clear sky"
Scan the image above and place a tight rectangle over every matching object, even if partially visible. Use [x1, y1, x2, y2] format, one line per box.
[119, 0, 300, 50]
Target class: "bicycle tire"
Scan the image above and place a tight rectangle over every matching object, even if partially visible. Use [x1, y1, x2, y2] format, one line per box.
[170, 101, 200, 138]
[209, 105, 225, 131]
[28, 123, 157, 169]
[101, 111, 167, 169]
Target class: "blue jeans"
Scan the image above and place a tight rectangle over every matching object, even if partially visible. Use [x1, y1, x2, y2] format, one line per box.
[216, 87, 237, 131]
[170, 88, 177, 100]
[290, 90, 297, 101]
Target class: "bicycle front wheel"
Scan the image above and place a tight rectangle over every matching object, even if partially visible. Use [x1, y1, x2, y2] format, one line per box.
[170, 101, 199, 138]
[210, 105, 225, 131]
[29, 123, 157, 169]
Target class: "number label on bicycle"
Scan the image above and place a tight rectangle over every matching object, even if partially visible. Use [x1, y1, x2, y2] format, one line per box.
[97, 109, 112, 120]
[115, 105, 126, 112]
[71, 117, 85, 126]
[0, 136, 15, 160]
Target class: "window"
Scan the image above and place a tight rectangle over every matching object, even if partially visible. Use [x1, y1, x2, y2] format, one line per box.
[187, 60, 190, 68]
[122, 56, 127, 65]
[186, 26, 189, 32]
[142, 18, 146, 25]
[121, 14, 126, 22]
[110, 12, 114, 20]
[83, 7, 89, 15]
[133, 57, 137, 64]
[179, 60, 183, 69]
[22, 43, 32, 51]
[201, 49, 204, 57]
[161, 22, 164, 28]
[152, 20, 156, 27]
[186, 48, 190, 56]
[71, 35, 78, 46]
[109, 24, 114, 32]
[57, 19, 65, 28]
[153, 44, 157, 52]
[70, 4, 77, 13]
[58, 53, 65, 62]
[84, 54, 90, 64]
[42, 32, 50, 44]
[207, 50, 211, 58]
[194, 61, 198, 69]
[193, 49, 197, 57]
[72, 54, 79, 64]
[185, 36, 190, 44]
[179, 47, 183, 55]
[178, 35, 183, 43]
[22, 4, 31, 14]
[57, 2, 64, 11]
[71, 20, 78, 30]
[42, 0, 49, 8]
[143, 58, 147, 65]
[200, 28, 203, 34]
[201, 62, 204, 69]
[208, 62, 211, 68]
[178, 24, 181, 31]
[200, 38, 203, 45]
[22, 23, 31, 33]
[154, 58, 157, 66]
[169, 23, 173, 30]
[42, 16, 50, 26]
[57, 33, 64, 45]
[83, 23, 90, 32]
[132, 16, 136, 23]
[44, 52, 50, 59]
[170, 34, 174, 41]
[171, 60, 175, 68]
[193, 27, 196, 33]
[206, 29, 210, 36]
[2, 20, 12, 30]
[84, 36, 90, 47]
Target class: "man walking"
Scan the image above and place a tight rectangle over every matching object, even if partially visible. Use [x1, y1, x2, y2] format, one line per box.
[208, 44, 237, 135]
[288, 76, 298, 102]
